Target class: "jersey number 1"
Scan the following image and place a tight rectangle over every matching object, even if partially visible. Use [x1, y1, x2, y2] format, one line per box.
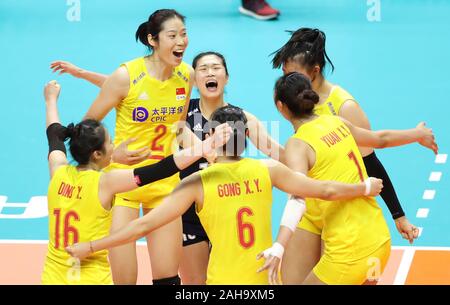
[53, 209, 80, 249]
[348, 150, 364, 182]
[237, 207, 255, 248]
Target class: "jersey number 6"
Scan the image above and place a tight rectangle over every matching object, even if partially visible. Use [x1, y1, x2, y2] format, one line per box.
[237, 207, 255, 248]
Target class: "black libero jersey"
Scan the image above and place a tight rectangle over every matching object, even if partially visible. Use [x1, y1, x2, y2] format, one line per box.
[179, 98, 210, 180]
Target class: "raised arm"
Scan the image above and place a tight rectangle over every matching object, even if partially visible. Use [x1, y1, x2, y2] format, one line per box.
[99, 123, 231, 198]
[245, 111, 286, 163]
[67, 174, 202, 259]
[267, 159, 382, 201]
[50, 60, 108, 88]
[44, 81, 68, 177]
[257, 142, 382, 284]
[341, 118, 438, 154]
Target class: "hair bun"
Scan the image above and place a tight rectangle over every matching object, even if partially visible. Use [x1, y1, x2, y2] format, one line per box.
[301, 89, 320, 104]
[297, 89, 319, 113]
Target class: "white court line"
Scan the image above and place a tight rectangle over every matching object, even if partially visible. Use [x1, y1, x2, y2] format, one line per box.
[435, 154, 448, 164]
[429, 172, 442, 182]
[393, 248, 416, 285]
[416, 208, 429, 218]
[392, 246, 450, 251]
[422, 190, 436, 200]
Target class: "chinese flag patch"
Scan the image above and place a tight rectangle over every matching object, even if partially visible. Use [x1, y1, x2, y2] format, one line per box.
[176, 88, 186, 95]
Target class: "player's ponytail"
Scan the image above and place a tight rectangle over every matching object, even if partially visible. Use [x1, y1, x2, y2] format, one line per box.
[135, 9, 186, 51]
[64, 123, 81, 140]
[63, 119, 106, 165]
[274, 72, 319, 118]
[135, 21, 151, 47]
[271, 27, 334, 74]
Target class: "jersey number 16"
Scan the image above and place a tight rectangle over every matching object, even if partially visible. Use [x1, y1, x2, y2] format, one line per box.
[53, 209, 80, 249]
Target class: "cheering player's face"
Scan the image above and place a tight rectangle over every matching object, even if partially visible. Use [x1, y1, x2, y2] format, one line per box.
[282, 59, 321, 83]
[150, 17, 188, 67]
[194, 54, 229, 100]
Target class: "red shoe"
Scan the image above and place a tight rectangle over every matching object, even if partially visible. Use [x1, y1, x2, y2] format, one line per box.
[239, 0, 280, 20]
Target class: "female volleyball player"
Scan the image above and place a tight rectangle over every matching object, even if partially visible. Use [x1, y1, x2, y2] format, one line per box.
[180, 51, 285, 284]
[66, 105, 384, 285]
[41, 80, 231, 284]
[271, 27, 422, 283]
[268, 72, 437, 284]
[51, 51, 285, 284]
[51, 9, 202, 285]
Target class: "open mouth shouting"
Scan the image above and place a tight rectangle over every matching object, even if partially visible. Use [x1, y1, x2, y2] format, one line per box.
[173, 50, 184, 59]
[205, 79, 218, 92]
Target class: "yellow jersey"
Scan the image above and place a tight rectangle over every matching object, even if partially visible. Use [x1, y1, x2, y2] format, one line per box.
[111, 56, 190, 166]
[198, 159, 273, 284]
[314, 86, 355, 116]
[293, 115, 390, 262]
[105, 57, 190, 206]
[42, 165, 112, 284]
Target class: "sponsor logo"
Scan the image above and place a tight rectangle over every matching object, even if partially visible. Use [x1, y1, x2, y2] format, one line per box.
[183, 234, 197, 242]
[132, 72, 146, 85]
[193, 123, 203, 132]
[138, 91, 149, 100]
[327, 102, 337, 116]
[176, 71, 189, 83]
[188, 108, 199, 117]
[132, 107, 149, 122]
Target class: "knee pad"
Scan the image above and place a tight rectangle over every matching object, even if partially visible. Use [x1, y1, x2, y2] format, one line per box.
[152, 275, 181, 285]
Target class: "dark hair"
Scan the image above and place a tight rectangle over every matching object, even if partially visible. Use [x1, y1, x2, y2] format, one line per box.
[274, 72, 320, 117]
[209, 106, 248, 157]
[135, 9, 186, 51]
[63, 119, 106, 165]
[192, 51, 229, 76]
[271, 28, 334, 74]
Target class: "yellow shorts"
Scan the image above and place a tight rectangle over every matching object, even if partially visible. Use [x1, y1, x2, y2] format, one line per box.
[313, 240, 391, 285]
[297, 211, 322, 235]
[41, 257, 113, 285]
[114, 173, 180, 210]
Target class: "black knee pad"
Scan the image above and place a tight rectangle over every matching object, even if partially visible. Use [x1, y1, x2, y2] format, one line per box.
[153, 275, 181, 285]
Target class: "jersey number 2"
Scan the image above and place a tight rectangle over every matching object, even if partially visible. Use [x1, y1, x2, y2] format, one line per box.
[237, 207, 255, 248]
[53, 209, 80, 249]
[151, 124, 167, 152]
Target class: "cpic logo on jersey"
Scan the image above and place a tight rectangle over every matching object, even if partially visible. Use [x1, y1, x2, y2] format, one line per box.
[132, 107, 149, 122]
